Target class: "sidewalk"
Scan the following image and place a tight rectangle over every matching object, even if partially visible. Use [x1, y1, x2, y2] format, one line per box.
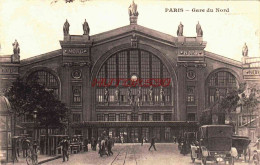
[7, 154, 61, 165]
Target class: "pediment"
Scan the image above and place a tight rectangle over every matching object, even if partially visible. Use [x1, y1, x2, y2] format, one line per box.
[91, 24, 177, 47]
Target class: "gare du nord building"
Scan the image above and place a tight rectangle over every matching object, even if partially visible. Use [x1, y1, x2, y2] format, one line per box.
[1, 5, 260, 143]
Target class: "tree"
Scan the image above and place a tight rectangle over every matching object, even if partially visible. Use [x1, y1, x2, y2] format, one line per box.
[5, 77, 70, 154]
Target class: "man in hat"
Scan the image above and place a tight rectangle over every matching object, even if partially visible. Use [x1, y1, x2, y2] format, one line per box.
[60, 137, 69, 162]
[148, 136, 157, 151]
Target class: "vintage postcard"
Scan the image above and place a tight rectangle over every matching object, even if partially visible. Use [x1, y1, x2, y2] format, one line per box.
[0, 0, 259, 164]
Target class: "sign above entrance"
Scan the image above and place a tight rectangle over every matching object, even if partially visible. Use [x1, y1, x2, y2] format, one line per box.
[63, 48, 88, 55]
[243, 69, 260, 76]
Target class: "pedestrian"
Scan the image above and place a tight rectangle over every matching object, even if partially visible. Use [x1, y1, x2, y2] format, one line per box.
[107, 137, 113, 156]
[173, 136, 177, 144]
[148, 137, 157, 151]
[16, 139, 20, 157]
[33, 140, 38, 154]
[98, 137, 101, 155]
[91, 137, 94, 150]
[60, 137, 69, 162]
[93, 138, 97, 151]
[180, 140, 188, 155]
[121, 136, 124, 144]
[253, 150, 259, 165]
[22, 138, 30, 158]
[141, 137, 144, 146]
[254, 138, 260, 150]
[112, 137, 115, 146]
[83, 138, 88, 152]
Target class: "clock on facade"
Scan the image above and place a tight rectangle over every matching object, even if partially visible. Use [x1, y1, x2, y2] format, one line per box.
[72, 70, 82, 79]
[187, 70, 196, 80]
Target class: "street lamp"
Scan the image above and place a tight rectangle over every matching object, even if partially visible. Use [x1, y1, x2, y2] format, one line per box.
[33, 110, 38, 141]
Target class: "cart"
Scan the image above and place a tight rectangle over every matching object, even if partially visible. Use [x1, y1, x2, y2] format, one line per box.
[232, 135, 251, 162]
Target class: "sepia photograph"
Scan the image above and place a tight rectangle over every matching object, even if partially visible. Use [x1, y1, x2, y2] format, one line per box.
[0, 0, 259, 164]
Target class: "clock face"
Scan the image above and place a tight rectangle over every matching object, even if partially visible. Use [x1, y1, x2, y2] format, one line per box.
[187, 70, 196, 80]
[72, 70, 82, 79]
[131, 74, 138, 82]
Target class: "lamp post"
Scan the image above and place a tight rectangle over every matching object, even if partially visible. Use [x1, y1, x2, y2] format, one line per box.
[33, 110, 38, 141]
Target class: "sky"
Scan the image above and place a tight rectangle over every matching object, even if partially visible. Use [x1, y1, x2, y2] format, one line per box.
[0, 0, 259, 61]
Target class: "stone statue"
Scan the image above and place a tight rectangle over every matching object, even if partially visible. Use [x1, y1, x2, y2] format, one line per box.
[149, 86, 154, 104]
[82, 19, 90, 36]
[242, 43, 248, 56]
[160, 86, 165, 104]
[63, 19, 70, 36]
[215, 88, 220, 101]
[128, 0, 139, 16]
[12, 40, 20, 63]
[115, 87, 120, 102]
[12, 39, 20, 54]
[196, 22, 203, 37]
[177, 22, 184, 36]
[104, 87, 109, 104]
[127, 87, 133, 105]
[136, 87, 142, 106]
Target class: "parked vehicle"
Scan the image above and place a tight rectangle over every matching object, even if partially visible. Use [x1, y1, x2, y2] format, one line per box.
[191, 125, 237, 165]
[232, 135, 251, 162]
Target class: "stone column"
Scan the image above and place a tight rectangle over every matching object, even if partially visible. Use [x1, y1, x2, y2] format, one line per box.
[176, 65, 187, 121]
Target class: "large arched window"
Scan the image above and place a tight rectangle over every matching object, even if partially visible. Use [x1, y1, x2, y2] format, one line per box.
[95, 49, 172, 106]
[207, 71, 238, 106]
[27, 70, 59, 96]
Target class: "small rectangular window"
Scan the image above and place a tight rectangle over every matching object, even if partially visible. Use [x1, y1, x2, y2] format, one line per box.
[164, 113, 172, 121]
[187, 113, 196, 121]
[73, 114, 81, 123]
[119, 113, 127, 121]
[73, 86, 81, 103]
[187, 86, 195, 104]
[131, 113, 138, 121]
[153, 113, 161, 121]
[108, 113, 116, 121]
[142, 113, 149, 121]
[97, 114, 104, 121]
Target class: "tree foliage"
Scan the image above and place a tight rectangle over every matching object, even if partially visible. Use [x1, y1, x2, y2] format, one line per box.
[219, 83, 246, 114]
[5, 77, 70, 129]
[219, 82, 258, 115]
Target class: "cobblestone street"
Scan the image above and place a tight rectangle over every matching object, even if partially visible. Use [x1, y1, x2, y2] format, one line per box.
[48, 143, 250, 165]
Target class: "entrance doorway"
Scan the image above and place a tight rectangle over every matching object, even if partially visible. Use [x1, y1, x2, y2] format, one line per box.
[130, 128, 139, 143]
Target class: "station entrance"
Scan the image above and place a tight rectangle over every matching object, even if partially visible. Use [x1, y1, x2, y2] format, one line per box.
[71, 121, 198, 143]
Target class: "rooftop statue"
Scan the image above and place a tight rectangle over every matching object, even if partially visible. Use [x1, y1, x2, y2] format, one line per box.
[128, 0, 139, 16]
[63, 19, 70, 36]
[242, 43, 248, 57]
[12, 39, 20, 54]
[196, 21, 203, 37]
[82, 19, 90, 36]
[177, 22, 184, 36]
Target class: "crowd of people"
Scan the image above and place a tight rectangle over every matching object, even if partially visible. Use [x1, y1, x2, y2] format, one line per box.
[13, 137, 38, 163]
[58, 131, 116, 161]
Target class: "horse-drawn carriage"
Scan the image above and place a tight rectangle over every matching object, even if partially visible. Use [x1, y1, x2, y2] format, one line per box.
[232, 135, 251, 162]
[190, 125, 237, 165]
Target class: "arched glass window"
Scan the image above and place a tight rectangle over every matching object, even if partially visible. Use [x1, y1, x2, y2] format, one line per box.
[208, 71, 237, 106]
[27, 70, 59, 97]
[95, 49, 172, 106]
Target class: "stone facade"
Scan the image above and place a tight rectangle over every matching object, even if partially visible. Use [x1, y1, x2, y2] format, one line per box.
[0, 21, 259, 142]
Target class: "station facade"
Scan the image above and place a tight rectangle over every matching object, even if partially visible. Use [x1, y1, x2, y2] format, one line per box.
[1, 4, 259, 142]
